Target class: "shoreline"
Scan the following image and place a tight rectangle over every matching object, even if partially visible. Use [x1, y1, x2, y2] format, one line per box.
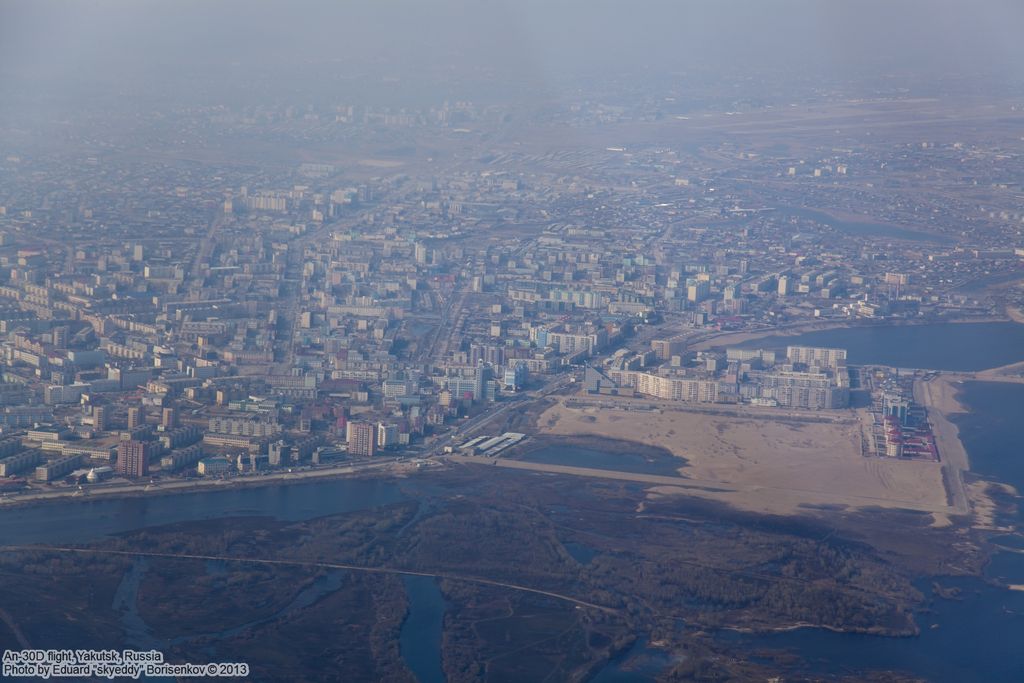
[717, 619, 917, 638]
[915, 376, 971, 518]
[915, 373, 1024, 532]
[0, 459, 409, 511]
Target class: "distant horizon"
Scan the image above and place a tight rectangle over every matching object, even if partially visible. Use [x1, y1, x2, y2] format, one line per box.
[2, 0, 1023, 109]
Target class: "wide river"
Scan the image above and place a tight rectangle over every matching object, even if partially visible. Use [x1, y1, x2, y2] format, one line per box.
[3, 322, 1024, 682]
[739, 321, 1024, 371]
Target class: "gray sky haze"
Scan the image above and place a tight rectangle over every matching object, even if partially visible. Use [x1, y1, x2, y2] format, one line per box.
[1, 0, 1022, 108]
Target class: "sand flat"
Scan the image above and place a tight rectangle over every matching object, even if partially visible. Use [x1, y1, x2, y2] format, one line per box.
[537, 400, 950, 517]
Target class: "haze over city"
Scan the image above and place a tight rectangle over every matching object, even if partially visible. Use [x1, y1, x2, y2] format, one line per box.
[1, 1, 1023, 681]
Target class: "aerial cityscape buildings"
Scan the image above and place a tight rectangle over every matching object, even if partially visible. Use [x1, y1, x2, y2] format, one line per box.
[2, 1, 1024, 680]
[0, 87, 1019, 494]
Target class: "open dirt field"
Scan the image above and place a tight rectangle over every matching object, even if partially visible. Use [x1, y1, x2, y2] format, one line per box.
[535, 400, 951, 518]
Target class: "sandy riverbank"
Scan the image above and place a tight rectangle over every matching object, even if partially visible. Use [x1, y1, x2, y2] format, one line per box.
[534, 399, 951, 518]
[976, 358, 1024, 383]
[913, 375, 1017, 530]
[918, 375, 967, 415]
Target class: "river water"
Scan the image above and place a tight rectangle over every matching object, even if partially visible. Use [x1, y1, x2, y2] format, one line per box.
[740, 321, 1024, 371]
[399, 576, 447, 683]
[519, 445, 684, 477]
[0, 477, 406, 545]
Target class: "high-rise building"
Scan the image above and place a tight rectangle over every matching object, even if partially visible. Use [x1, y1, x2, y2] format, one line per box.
[268, 441, 291, 467]
[445, 364, 496, 403]
[93, 406, 107, 431]
[347, 422, 376, 457]
[127, 406, 145, 430]
[414, 242, 430, 265]
[377, 423, 399, 450]
[651, 339, 683, 361]
[161, 407, 176, 429]
[686, 279, 710, 303]
[51, 326, 69, 349]
[786, 346, 847, 371]
[116, 440, 152, 478]
[777, 276, 791, 296]
[882, 392, 913, 426]
[503, 362, 528, 391]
